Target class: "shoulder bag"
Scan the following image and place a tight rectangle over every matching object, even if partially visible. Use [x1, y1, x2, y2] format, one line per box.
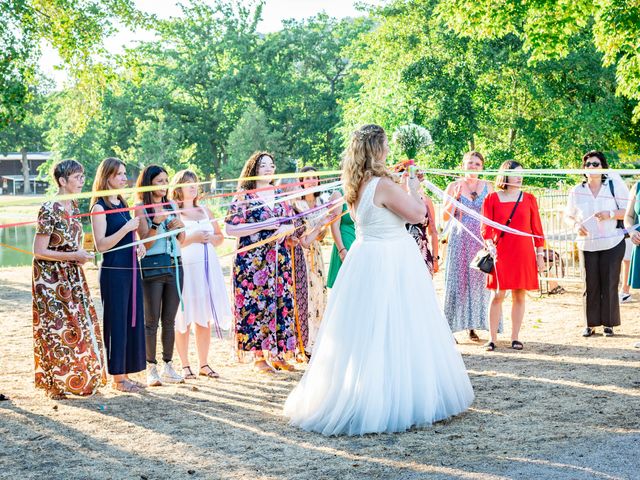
[471, 191, 523, 274]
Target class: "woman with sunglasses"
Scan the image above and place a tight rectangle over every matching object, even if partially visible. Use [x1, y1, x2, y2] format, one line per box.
[565, 151, 629, 337]
[32, 160, 107, 398]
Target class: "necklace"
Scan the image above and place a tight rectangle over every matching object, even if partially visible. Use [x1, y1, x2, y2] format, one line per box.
[465, 179, 481, 201]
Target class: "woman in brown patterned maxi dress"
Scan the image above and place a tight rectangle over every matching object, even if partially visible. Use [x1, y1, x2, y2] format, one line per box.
[32, 160, 106, 399]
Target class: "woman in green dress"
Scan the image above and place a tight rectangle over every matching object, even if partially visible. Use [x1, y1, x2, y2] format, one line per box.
[625, 181, 640, 289]
[327, 189, 356, 288]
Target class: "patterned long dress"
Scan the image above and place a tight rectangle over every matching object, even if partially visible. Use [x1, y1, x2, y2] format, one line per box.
[226, 192, 297, 360]
[291, 218, 309, 352]
[32, 201, 106, 397]
[444, 186, 497, 333]
[294, 198, 328, 351]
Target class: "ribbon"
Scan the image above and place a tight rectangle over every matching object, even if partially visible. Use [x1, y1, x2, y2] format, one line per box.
[290, 243, 306, 357]
[203, 243, 223, 339]
[132, 244, 137, 328]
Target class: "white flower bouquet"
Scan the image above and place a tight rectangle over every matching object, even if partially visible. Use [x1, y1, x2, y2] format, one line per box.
[392, 124, 433, 159]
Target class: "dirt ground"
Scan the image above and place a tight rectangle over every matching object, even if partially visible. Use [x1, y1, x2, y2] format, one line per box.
[1, 256, 639, 480]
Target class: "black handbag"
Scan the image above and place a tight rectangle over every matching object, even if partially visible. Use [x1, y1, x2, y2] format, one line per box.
[470, 191, 522, 274]
[140, 253, 176, 280]
[608, 179, 629, 239]
[470, 248, 495, 274]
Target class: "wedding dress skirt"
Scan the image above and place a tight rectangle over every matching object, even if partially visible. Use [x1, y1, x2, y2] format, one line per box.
[284, 178, 474, 436]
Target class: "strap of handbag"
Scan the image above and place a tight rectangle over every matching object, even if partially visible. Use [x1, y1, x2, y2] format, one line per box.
[165, 202, 185, 311]
[608, 178, 621, 213]
[494, 191, 523, 246]
[608, 178, 630, 237]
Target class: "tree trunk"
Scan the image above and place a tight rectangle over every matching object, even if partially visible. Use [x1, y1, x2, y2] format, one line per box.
[508, 128, 517, 150]
[211, 142, 220, 178]
[21, 147, 31, 194]
[468, 136, 476, 151]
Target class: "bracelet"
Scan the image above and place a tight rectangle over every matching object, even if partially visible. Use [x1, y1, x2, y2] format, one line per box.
[536, 252, 545, 257]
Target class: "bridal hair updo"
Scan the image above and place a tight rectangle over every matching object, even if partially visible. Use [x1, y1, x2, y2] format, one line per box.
[342, 124, 390, 206]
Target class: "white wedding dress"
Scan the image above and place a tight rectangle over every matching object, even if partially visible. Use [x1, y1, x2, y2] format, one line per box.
[284, 177, 474, 436]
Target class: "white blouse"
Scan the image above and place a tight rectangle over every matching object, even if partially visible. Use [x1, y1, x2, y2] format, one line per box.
[565, 176, 629, 252]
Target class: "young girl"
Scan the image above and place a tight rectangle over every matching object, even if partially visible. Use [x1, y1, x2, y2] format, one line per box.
[172, 170, 232, 379]
[32, 159, 106, 399]
[91, 157, 146, 393]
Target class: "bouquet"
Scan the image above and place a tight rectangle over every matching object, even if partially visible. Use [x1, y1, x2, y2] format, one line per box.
[392, 123, 433, 160]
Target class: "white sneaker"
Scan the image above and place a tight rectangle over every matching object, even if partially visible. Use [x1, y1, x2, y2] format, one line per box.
[147, 363, 162, 387]
[619, 292, 632, 303]
[634, 342, 640, 349]
[161, 361, 185, 384]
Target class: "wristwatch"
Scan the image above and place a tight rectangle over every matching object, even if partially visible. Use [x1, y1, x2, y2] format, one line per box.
[150, 221, 160, 230]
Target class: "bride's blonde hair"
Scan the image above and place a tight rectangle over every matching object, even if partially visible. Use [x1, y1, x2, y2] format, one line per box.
[342, 124, 390, 205]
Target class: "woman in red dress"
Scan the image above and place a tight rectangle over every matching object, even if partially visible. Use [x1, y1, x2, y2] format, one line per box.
[481, 161, 545, 351]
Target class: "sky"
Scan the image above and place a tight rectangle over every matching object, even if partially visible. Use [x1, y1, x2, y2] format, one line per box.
[40, 0, 381, 88]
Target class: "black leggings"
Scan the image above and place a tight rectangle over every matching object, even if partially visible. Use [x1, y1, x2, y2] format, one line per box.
[143, 268, 184, 364]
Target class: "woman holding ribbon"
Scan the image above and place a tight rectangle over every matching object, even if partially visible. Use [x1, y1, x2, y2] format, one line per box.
[91, 157, 146, 393]
[172, 170, 232, 379]
[292, 166, 329, 353]
[225, 152, 298, 373]
[136, 165, 186, 386]
[442, 151, 493, 340]
[32, 159, 106, 399]
[481, 160, 545, 351]
[326, 191, 355, 288]
[565, 151, 628, 338]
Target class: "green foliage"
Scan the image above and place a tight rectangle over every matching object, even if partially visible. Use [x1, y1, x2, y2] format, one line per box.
[2, 0, 639, 192]
[342, 0, 638, 190]
[223, 103, 289, 179]
[436, 0, 640, 120]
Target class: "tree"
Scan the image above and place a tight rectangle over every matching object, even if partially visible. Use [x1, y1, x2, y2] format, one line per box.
[0, 0, 144, 128]
[223, 103, 289, 179]
[340, 0, 638, 180]
[256, 14, 373, 167]
[436, 0, 640, 119]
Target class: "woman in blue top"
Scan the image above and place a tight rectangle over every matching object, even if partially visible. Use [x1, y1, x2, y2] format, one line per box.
[91, 157, 146, 393]
[136, 165, 186, 387]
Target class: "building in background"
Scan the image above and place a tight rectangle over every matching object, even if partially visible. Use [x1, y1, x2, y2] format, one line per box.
[0, 152, 51, 195]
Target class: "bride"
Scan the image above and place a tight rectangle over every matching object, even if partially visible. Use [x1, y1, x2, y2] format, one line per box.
[283, 124, 474, 436]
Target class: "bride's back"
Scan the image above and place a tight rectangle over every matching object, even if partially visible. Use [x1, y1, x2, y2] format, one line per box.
[354, 177, 407, 241]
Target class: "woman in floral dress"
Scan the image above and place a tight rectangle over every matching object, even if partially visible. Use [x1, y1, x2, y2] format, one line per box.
[32, 160, 106, 399]
[442, 151, 495, 340]
[225, 152, 298, 373]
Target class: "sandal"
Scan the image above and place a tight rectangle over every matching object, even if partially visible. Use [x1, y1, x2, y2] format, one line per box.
[484, 341, 496, 352]
[199, 364, 220, 379]
[548, 286, 566, 295]
[124, 377, 146, 389]
[469, 329, 480, 341]
[0, 393, 9, 401]
[511, 340, 524, 350]
[271, 360, 296, 372]
[182, 366, 197, 380]
[254, 359, 276, 374]
[111, 380, 141, 393]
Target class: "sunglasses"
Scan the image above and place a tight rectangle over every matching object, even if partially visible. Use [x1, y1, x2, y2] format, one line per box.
[585, 161, 601, 167]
